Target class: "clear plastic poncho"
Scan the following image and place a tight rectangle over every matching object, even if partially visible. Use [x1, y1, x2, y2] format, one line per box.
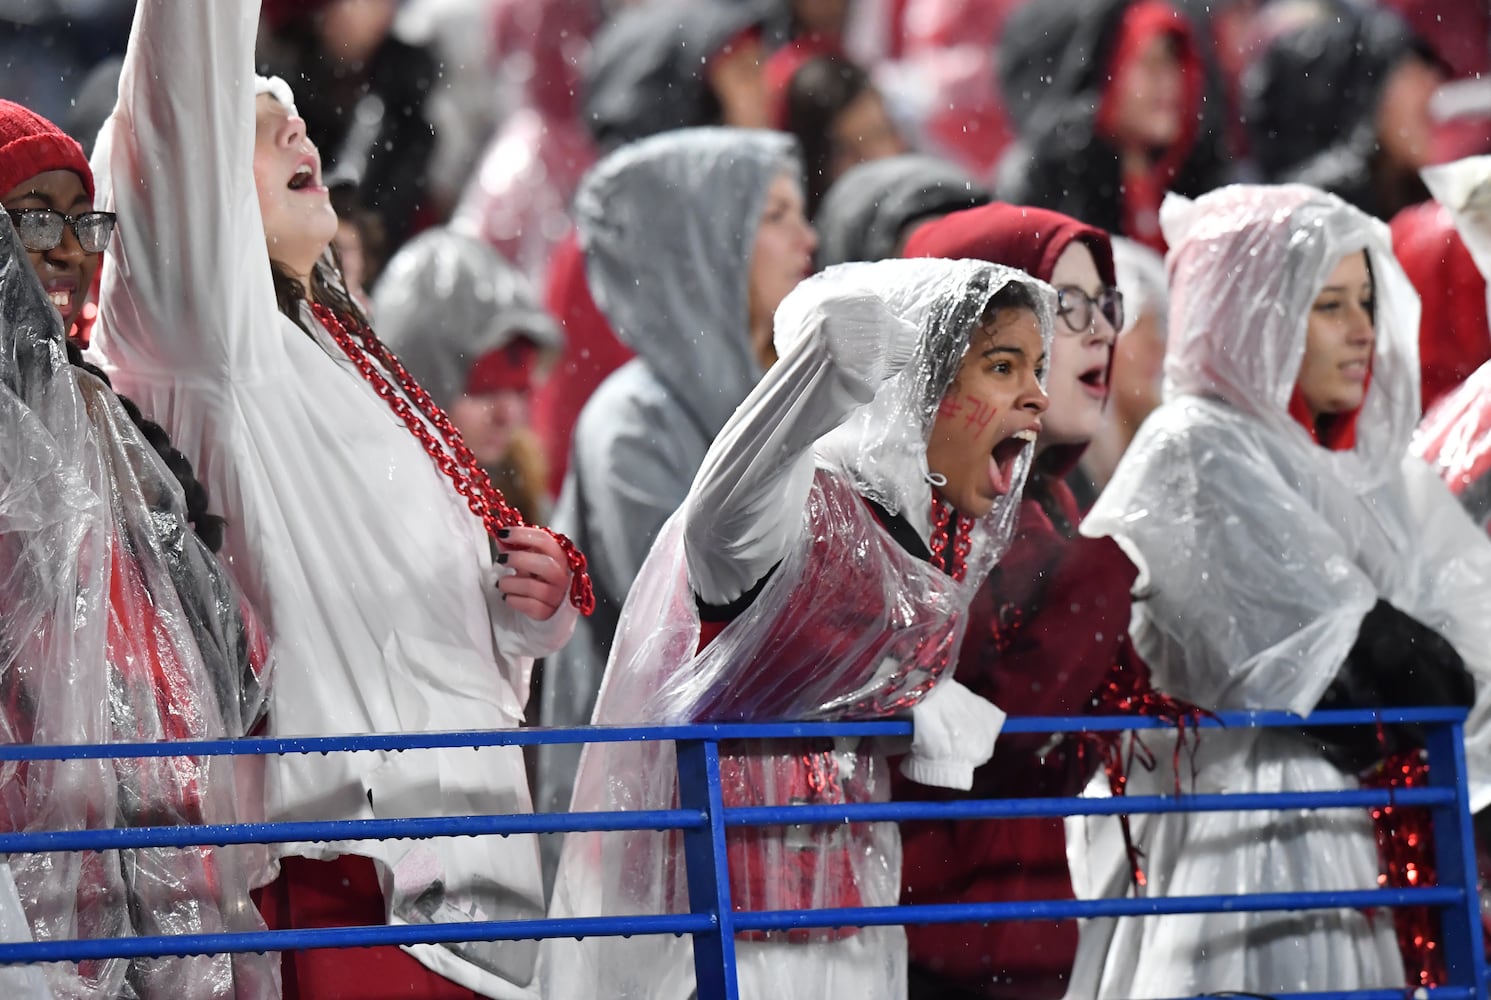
[1067, 184, 1491, 997]
[0, 215, 276, 999]
[544, 258, 1055, 1000]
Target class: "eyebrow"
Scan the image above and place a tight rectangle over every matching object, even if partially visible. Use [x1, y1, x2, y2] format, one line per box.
[1318, 284, 1374, 295]
[7, 190, 87, 211]
[983, 345, 1048, 367]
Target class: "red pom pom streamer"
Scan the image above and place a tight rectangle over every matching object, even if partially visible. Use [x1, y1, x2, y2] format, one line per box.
[1361, 747, 1444, 989]
[312, 303, 595, 614]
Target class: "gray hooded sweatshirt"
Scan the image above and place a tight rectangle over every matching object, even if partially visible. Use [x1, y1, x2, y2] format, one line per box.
[536, 128, 801, 871]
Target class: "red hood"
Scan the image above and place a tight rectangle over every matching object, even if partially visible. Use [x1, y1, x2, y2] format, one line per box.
[1095, 1, 1205, 252]
[904, 201, 1118, 477]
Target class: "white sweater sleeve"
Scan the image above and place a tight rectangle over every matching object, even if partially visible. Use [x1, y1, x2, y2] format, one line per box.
[684, 291, 920, 606]
[91, 0, 282, 381]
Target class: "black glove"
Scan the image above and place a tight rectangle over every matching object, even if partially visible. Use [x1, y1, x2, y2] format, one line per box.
[1304, 601, 1475, 774]
[1349, 600, 1474, 710]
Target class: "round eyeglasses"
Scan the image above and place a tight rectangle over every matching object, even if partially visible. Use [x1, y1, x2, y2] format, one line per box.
[1055, 285, 1124, 336]
[6, 208, 118, 255]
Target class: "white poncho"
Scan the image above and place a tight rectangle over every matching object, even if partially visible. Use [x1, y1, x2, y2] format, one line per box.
[1066, 184, 1491, 998]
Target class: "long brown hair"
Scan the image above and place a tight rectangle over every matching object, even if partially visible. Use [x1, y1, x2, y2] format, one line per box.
[270, 242, 370, 333]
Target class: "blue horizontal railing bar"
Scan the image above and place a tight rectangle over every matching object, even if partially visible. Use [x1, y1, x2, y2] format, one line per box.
[0, 886, 1459, 966]
[0, 708, 1464, 762]
[0, 913, 714, 964]
[0, 807, 708, 854]
[0, 708, 1478, 999]
[725, 787, 1455, 826]
[0, 787, 1451, 857]
[729, 888, 1466, 933]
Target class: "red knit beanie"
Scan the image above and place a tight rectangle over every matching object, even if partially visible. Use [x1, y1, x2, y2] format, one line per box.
[0, 100, 95, 202]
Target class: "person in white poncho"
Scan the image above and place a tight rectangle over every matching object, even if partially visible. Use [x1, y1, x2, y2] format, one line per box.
[85, 2, 587, 998]
[1065, 183, 1491, 998]
[544, 257, 1052, 1000]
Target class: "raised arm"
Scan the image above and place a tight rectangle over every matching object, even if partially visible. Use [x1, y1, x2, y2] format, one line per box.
[683, 290, 920, 606]
[91, 0, 281, 379]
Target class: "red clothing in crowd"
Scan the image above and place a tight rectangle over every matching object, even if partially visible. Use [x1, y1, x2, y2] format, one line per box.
[896, 479, 1146, 997]
[1391, 200, 1491, 413]
[898, 202, 1152, 996]
[530, 231, 635, 494]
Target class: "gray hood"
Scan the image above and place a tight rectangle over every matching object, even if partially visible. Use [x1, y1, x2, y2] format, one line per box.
[372, 226, 561, 410]
[574, 126, 801, 438]
[814, 153, 989, 268]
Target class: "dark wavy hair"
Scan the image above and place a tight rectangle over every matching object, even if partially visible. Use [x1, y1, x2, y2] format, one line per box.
[270, 242, 370, 334]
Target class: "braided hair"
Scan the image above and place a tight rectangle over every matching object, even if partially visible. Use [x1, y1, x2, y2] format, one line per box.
[65, 340, 226, 553]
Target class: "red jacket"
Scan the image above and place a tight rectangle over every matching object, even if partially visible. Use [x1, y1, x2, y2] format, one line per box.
[897, 475, 1146, 998]
[1391, 200, 1491, 413]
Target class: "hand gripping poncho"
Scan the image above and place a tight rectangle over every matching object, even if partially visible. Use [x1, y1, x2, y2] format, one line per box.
[0, 215, 275, 999]
[542, 258, 1054, 1000]
[1067, 185, 1491, 998]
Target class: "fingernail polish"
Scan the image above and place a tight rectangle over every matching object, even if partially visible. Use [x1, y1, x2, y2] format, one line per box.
[497, 528, 511, 539]
[496, 553, 509, 564]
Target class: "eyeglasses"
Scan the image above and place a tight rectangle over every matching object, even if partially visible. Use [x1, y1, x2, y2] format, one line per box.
[1055, 285, 1124, 336]
[5, 208, 118, 254]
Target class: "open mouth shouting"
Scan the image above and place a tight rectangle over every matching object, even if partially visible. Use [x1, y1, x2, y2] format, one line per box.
[1076, 360, 1108, 401]
[989, 426, 1039, 496]
[286, 156, 326, 194]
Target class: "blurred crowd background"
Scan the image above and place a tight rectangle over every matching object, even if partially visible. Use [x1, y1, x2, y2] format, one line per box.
[4, 0, 1490, 517]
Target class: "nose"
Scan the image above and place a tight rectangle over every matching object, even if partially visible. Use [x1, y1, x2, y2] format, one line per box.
[799, 216, 819, 257]
[1021, 374, 1050, 415]
[1347, 301, 1375, 346]
[276, 111, 309, 150]
[494, 392, 529, 427]
[43, 221, 88, 268]
[1088, 310, 1118, 347]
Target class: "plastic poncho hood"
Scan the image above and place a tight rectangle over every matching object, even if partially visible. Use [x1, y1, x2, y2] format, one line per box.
[0, 214, 275, 998]
[372, 226, 561, 411]
[575, 126, 800, 438]
[545, 259, 1054, 998]
[1084, 183, 1439, 722]
[609, 257, 1054, 725]
[1161, 184, 1422, 488]
[1071, 183, 1491, 995]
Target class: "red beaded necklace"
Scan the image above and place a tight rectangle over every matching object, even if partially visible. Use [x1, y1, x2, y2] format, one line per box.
[927, 493, 973, 582]
[311, 302, 595, 615]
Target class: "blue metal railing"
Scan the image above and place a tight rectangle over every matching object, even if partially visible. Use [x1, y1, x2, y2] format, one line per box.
[0, 708, 1481, 1000]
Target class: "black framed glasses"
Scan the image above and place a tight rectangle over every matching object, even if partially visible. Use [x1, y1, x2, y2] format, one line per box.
[1055, 285, 1124, 335]
[5, 208, 118, 254]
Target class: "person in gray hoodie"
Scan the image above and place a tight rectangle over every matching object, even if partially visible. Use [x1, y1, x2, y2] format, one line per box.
[535, 127, 816, 878]
[814, 152, 989, 269]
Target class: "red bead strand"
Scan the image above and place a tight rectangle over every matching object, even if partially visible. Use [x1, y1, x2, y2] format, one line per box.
[311, 303, 595, 615]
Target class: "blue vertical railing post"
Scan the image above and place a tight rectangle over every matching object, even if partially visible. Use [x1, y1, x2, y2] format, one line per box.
[1424, 719, 1489, 992]
[676, 737, 740, 1000]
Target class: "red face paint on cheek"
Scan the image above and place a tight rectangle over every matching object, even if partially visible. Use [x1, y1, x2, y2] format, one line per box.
[963, 398, 998, 433]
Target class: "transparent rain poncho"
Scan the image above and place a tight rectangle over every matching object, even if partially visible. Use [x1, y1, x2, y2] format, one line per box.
[1067, 185, 1491, 998]
[543, 258, 1054, 1000]
[0, 216, 275, 998]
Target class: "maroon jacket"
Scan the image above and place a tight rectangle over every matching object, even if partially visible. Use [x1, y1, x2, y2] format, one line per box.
[898, 203, 1146, 998]
[895, 471, 1145, 998]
